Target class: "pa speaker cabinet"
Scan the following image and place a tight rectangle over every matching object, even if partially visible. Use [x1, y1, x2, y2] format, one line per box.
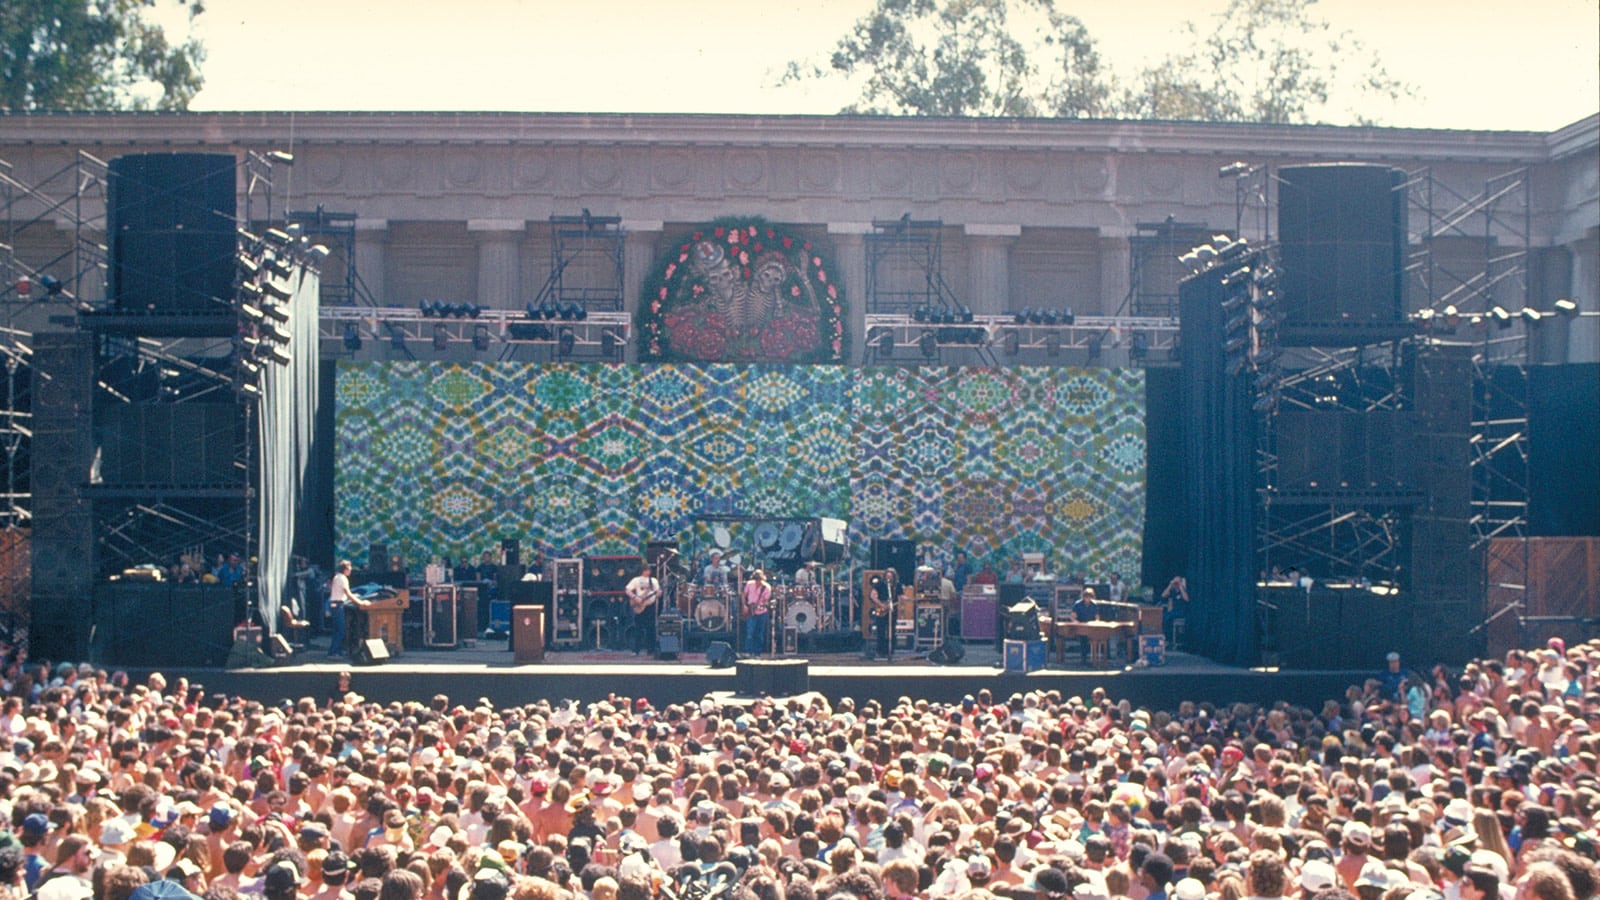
[358, 638, 390, 664]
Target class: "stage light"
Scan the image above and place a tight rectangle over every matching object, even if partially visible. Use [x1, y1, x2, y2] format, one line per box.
[263, 302, 290, 324]
[466, 303, 483, 319]
[1442, 305, 1462, 328]
[473, 325, 491, 352]
[263, 322, 292, 345]
[238, 356, 262, 379]
[1521, 307, 1543, 324]
[1060, 307, 1075, 326]
[1178, 250, 1202, 272]
[1252, 393, 1277, 414]
[236, 255, 261, 279]
[267, 150, 295, 165]
[262, 280, 291, 301]
[236, 378, 261, 400]
[1218, 162, 1249, 177]
[539, 301, 559, 320]
[1040, 308, 1059, 326]
[263, 228, 293, 248]
[1219, 266, 1251, 287]
[1013, 308, 1030, 325]
[1555, 298, 1579, 318]
[305, 244, 330, 265]
[1224, 334, 1250, 355]
[1027, 308, 1045, 325]
[39, 275, 63, 296]
[1192, 244, 1218, 266]
[919, 331, 938, 358]
[913, 306, 931, 323]
[421, 300, 437, 317]
[1414, 308, 1435, 330]
[1002, 329, 1020, 356]
[1222, 292, 1249, 314]
[1490, 305, 1513, 328]
[266, 345, 291, 366]
[263, 253, 292, 279]
[957, 305, 974, 324]
[557, 327, 576, 357]
[433, 325, 449, 351]
[343, 323, 362, 350]
[239, 302, 265, 324]
[239, 281, 264, 303]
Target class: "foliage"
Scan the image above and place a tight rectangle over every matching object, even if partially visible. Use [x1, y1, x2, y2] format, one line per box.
[782, 0, 1110, 118]
[786, 0, 1410, 125]
[1117, 0, 1412, 124]
[1, 0, 206, 111]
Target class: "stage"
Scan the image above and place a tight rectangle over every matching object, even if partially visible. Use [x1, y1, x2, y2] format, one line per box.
[134, 633, 1371, 712]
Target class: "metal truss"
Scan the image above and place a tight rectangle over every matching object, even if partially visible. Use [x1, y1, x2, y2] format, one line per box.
[1258, 499, 1412, 581]
[1130, 219, 1211, 318]
[532, 212, 625, 313]
[865, 217, 961, 315]
[288, 208, 366, 306]
[94, 498, 251, 576]
[319, 306, 631, 361]
[862, 314, 1180, 365]
[1274, 341, 1412, 414]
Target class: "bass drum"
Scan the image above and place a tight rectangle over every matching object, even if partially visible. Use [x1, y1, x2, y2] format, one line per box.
[695, 599, 728, 632]
[785, 599, 819, 633]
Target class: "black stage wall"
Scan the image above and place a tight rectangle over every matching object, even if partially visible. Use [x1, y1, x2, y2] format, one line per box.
[1142, 367, 1186, 589]
[1530, 363, 1600, 537]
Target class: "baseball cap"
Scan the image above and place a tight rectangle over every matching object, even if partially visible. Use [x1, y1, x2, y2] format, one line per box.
[322, 851, 356, 877]
[263, 862, 302, 895]
[1300, 860, 1339, 892]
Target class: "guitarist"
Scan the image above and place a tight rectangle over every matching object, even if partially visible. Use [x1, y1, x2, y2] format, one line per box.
[867, 572, 895, 660]
[624, 564, 661, 656]
[741, 569, 773, 657]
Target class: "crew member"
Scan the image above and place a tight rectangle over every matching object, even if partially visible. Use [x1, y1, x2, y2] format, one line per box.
[741, 570, 772, 656]
[1160, 575, 1189, 647]
[625, 564, 661, 657]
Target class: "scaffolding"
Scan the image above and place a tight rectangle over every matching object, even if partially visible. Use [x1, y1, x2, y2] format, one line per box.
[530, 212, 625, 313]
[865, 217, 961, 317]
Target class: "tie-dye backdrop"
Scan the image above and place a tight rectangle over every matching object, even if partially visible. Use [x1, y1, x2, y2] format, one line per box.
[335, 363, 1145, 580]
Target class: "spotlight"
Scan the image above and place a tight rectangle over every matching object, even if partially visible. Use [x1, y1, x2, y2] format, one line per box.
[1218, 161, 1249, 178]
[267, 150, 295, 165]
[1002, 329, 1020, 356]
[957, 305, 974, 324]
[263, 228, 293, 248]
[1040, 308, 1059, 326]
[342, 323, 362, 350]
[1219, 266, 1251, 287]
[1414, 308, 1435, 330]
[1178, 250, 1202, 272]
[238, 356, 262, 379]
[1489, 306, 1513, 328]
[237, 336, 263, 359]
[539, 301, 559, 320]
[466, 304, 483, 319]
[1555, 298, 1579, 318]
[262, 322, 291, 345]
[236, 255, 261, 279]
[1013, 309, 1030, 325]
[1193, 244, 1218, 266]
[263, 302, 290, 324]
[913, 306, 931, 324]
[263, 253, 292, 279]
[1060, 307, 1075, 326]
[239, 302, 266, 324]
[305, 244, 330, 265]
[919, 331, 938, 358]
[236, 378, 261, 400]
[421, 300, 437, 317]
[1442, 305, 1462, 328]
[1224, 334, 1250, 355]
[239, 281, 264, 303]
[1027, 308, 1045, 325]
[557, 327, 576, 357]
[473, 325, 491, 352]
[39, 275, 63, 296]
[433, 325, 449, 351]
[266, 345, 291, 366]
[261, 280, 291, 301]
[1520, 307, 1543, 324]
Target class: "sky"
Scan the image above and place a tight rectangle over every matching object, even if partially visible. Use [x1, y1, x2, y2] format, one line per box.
[180, 0, 1599, 132]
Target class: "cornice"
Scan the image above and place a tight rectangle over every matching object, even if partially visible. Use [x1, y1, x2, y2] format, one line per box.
[0, 111, 1583, 165]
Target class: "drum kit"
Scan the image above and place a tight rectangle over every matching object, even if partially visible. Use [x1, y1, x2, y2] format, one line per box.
[678, 572, 834, 634]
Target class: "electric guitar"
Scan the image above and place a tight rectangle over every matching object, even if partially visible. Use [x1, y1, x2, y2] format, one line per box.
[628, 581, 660, 614]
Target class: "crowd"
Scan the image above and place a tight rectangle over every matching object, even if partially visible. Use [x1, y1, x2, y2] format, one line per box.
[2, 636, 1598, 900]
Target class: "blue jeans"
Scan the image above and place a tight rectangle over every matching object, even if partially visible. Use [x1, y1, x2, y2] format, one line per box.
[327, 604, 347, 656]
[742, 612, 770, 656]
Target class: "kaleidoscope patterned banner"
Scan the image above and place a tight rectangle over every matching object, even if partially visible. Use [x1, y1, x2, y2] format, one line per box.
[335, 363, 1145, 580]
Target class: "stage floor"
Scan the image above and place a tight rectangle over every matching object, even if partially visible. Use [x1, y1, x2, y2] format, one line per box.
[152, 632, 1371, 713]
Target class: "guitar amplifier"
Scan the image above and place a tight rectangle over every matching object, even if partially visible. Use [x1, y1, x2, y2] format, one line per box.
[960, 585, 998, 640]
[584, 556, 642, 594]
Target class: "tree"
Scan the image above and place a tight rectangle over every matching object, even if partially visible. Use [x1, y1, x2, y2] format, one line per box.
[782, 0, 1111, 118]
[1118, 0, 1412, 124]
[1, 0, 206, 112]
[786, 0, 1410, 125]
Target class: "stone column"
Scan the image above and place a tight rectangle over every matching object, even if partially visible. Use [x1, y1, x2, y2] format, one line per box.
[1099, 229, 1134, 318]
[828, 223, 871, 366]
[622, 221, 664, 313]
[353, 219, 389, 305]
[468, 219, 525, 312]
[964, 224, 1020, 315]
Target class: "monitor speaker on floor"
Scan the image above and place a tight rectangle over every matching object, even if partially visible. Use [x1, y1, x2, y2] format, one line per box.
[706, 640, 736, 669]
[357, 639, 390, 665]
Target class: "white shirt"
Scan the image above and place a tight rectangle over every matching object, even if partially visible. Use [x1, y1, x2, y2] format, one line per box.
[329, 571, 358, 607]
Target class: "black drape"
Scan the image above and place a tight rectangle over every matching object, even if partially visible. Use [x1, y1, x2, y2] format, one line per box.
[1178, 269, 1260, 666]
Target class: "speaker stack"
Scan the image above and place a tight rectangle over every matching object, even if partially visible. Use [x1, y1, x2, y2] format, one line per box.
[870, 538, 916, 587]
[108, 153, 237, 315]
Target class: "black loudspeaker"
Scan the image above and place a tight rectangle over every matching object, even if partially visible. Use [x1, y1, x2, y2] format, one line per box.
[928, 641, 966, 665]
[267, 634, 294, 659]
[657, 623, 682, 659]
[357, 639, 390, 664]
[501, 538, 520, 567]
[706, 641, 737, 669]
[369, 543, 389, 572]
[1277, 164, 1407, 343]
[108, 153, 236, 313]
[871, 538, 916, 587]
[1275, 411, 1407, 490]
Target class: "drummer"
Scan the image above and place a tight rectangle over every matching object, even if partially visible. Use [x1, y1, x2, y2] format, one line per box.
[701, 550, 730, 586]
[792, 561, 817, 587]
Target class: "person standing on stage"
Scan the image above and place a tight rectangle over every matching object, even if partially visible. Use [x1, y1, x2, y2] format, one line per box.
[952, 550, 972, 592]
[701, 551, 729, 586]
[624, 564, 661, 657]
[867, 573, 893, 660]
[741, 569, 772, 656]
[327, 560, 359, 657]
